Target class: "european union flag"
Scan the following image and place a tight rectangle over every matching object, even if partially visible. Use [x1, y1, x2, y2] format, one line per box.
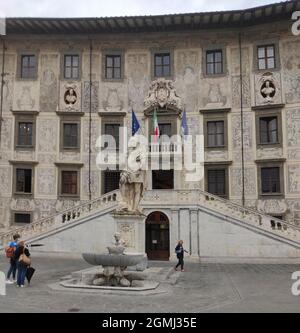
[181, 111, 189, 138]
[132, 110, 141, 136]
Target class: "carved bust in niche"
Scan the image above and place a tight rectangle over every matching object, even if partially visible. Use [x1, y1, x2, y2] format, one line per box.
[261, 80, 276, 102]
[64, 88, 77, 105]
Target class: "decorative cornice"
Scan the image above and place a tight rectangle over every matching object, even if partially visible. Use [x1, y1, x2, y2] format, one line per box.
[204, 161, 233, 166]
[9, 160, 39, 165]
[56, 111, 85, 117]
[252, 104, 285, 111]
[98, 112, 127, 117]
[11, 110, 39, 115]
[55, 162, 84, 167]
[255, 158, 286, 164]
[200, 108, 231, 114]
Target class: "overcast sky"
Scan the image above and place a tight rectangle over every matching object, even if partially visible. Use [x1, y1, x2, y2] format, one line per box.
[0, 0, 280, 17]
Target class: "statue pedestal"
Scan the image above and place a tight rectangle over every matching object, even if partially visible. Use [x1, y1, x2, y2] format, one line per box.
[111, 212, 148, 271]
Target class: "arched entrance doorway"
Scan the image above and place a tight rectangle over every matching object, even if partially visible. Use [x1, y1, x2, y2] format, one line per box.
[146, 212, 170, 261]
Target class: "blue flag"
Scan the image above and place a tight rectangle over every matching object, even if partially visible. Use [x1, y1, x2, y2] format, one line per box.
[181, 111, 189, 138]
[132, 110, 141, 136]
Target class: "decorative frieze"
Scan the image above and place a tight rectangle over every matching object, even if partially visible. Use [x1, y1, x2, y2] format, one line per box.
[231, 167, 257, 197]
[0, 167, 12, 195]
[13, 81, 39, 111]
[231, 113, 253, 149]
[36, 168, 56, 196]
[82, 170, 99, 197]
[286, 109, 300, 147]
[100, 83, 127, 114]
[282, 40, 300, 103]
[37, 118, 58, 153]
[257, 199, 288, 215]
[257, 147, 283, 160]
[200, 77, 231, 110]
[83, 81, 99, 113]
[0, 117, 13, 151]
[40, 54, 59, 112]
[127, 53, 150, 113]
[288, 165, 300, 194]
[232, 76, 251, 110]
[10, 198, 35, 212]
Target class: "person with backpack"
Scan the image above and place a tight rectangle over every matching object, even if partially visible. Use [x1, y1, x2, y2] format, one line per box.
[14, 241, 31, 288]
[174, 240, 189, 272]
[5, 234, 20, 284]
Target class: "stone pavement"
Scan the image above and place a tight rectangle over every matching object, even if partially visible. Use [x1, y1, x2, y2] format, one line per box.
[0, 255, 300, 313]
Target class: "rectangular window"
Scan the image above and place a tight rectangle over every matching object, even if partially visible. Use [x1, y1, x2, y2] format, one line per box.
[152, 170, 174, 190]
[64, 55, 79, 79]
[261, 167, 280, 194]
[206, 50, 223, 75]
[63, 123, 79, 149]
[105, 124, 120, 149]
[17, 122, 33, 147]
[154, 53, 171, 77]
[21, 55, 36, 79]
[207, 121, 225, 147]
[14, 213, 31, 224]
[61, 171, 78, 195]
[207, 169, 226, 197]
[16, 168, 32, 194]
[104, 171, 120, 194]
[105, 55, 121, 79]
[258, 45, 276, 70]
[259, 117, 278, 144]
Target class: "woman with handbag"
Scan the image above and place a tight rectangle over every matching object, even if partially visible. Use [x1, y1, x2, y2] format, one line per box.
[14, 241, 31, 288]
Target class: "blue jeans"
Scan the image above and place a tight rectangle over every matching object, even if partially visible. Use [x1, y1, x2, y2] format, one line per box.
[7, 259, 17, 280]
[17, 262, 27, 286]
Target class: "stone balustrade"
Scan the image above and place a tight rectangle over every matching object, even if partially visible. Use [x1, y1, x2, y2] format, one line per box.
[0, 191, 119, 248]
[143, 189, 300, 245]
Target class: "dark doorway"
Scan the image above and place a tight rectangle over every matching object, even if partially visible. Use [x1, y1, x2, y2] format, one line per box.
[152, 170, 174, 189]
[146, 212, 170, 261]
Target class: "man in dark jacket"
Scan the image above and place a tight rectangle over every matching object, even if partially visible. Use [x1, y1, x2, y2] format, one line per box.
[14, 241, 30, 288]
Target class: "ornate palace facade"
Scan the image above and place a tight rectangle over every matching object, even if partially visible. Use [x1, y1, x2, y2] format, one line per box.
[0, 1, 300, 238]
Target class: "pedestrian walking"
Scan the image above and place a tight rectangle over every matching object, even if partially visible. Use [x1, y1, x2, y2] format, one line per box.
[174, 240, 189, 272]
[14, 241, 31, 288]
[5, 234, 20, 284]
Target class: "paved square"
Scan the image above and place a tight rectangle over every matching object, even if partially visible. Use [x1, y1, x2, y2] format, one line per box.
[0, 255, 300, 313]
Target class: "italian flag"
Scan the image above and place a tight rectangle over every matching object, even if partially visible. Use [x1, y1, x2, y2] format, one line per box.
[153, 110, 160, 143]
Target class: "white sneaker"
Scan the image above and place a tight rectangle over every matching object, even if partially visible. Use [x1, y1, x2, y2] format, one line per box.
[5, 280, 14, 284]
[20, 285, 24, 288]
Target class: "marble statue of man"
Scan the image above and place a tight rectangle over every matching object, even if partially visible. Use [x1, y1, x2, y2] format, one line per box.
[118, 136, 147, 215]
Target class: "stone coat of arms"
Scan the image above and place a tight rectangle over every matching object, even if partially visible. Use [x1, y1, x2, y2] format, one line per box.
[144, 78, 182, 112]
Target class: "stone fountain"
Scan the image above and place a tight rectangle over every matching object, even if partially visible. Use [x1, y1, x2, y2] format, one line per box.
[59, 233, 160, 292]
[82, 233, 144, 288]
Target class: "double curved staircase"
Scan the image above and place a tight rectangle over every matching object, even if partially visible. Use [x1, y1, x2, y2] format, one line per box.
[1, 189, 300, 250]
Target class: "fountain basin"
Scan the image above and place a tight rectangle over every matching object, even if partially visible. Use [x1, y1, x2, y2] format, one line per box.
[82, 253, 144, 267]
